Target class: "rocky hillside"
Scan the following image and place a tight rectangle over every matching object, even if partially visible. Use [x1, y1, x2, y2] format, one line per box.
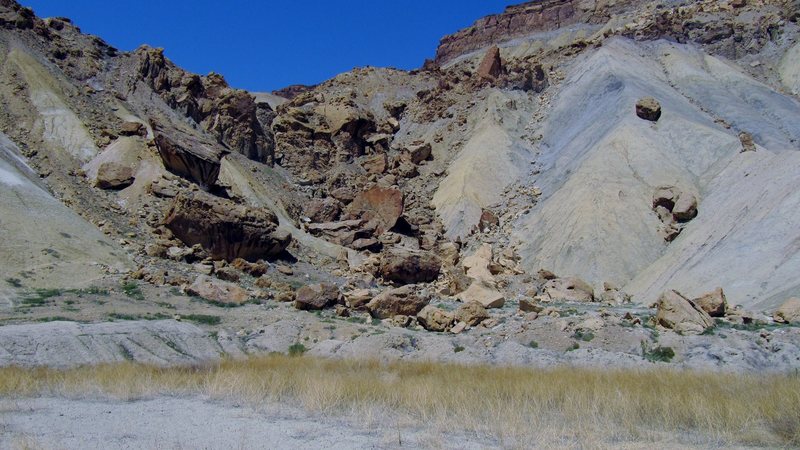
[0, 0, 799, 368]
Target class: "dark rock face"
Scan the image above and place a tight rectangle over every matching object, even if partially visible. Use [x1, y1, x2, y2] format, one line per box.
[163, 190, 291, 262]
[379, 248, 442, 285]
[154, 131, 223, 188]
[135, 46, 274, 164]
[477, 45, 504, 80]
[435, 0, 581, 65]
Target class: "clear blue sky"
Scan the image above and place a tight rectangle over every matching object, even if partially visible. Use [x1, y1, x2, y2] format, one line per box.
[20, 1, 514, 92]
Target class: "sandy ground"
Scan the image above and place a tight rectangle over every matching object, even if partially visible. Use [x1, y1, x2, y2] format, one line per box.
[0, 396, 501, 450]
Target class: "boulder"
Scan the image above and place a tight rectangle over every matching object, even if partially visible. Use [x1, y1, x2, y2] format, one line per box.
[417, 305, 455, 332]
[346, 187, 403, 235]
[361, 154, 387, 175]
[542, 277, 595, 302]
[405, 141, 432, 164]
[94, 161, 134, 189]
[303, 197, 341, 223]
[462, 243, 494, 284]
[378, 248, 441, 285]
[477, 45, 504, 80]
[635, 97, 661, 121]
[344, 289, 373, 309]
[163, 190, 291, 262]
[773, 298, 800, 324]
[519, 298, 544, 313]
[693, 287, 727, 317]
[186, 275, 249, 306]
[366, 285, 429, 319]
[294, 283, 341, 311]
[119, 121, 147, 137]
[454, 301, 489, 326]
[154, 132, 222, 188]
[457, 282, 505, 308]
[655, 290, 714, 334]
[672, 192, 698, 222]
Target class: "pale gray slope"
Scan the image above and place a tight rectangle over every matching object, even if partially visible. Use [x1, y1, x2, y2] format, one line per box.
[511, 38, 800, 309]
[0, 320, 228, 368]
[433, 90, 536, 240]
[0, 133, 130, 298]
[626, 150, 800, 310]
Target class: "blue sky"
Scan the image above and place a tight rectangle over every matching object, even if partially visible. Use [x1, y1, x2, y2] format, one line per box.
[21, 1, 514, 92]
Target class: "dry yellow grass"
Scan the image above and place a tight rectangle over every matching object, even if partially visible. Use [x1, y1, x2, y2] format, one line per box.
[1, 355, 798, 447]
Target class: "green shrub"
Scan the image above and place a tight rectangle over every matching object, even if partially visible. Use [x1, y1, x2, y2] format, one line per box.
[571, 330, 595, 342]
[454, 345, 465, 353]
[183, 314, 222, 325]
[121, 282, 145, 301]
[288, 343, 307, 357]
[528, 341, 539, 349]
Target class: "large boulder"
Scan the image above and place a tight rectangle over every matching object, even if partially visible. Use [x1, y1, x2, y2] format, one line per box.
[366, 285, 429, 319]
[163, 190, 291, 262]
[477, 45, 504, 80]
[346, 187, 403, 235]
[378, 248, 441, 285]
[655, 290, 714, 334]
[93, 161, 134, 189]
[186, 275, 249, 306]
[457, 282, 505, 309]
[773, 298, 800, 324]
[462, 243, 494, 284]
[154, 131, 223, 188]
[417, 305, 455, 332]
[302, 197, 341, 223]
[455, 301, 489, 326]
[294, 283, 341, 311]
[542, 277, 594, 302]
[693, 287, 727, 317]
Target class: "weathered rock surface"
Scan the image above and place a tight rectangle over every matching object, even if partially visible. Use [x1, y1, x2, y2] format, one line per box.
[0, 320, 226, 368]
[366, 285, 429, 319]
[378, 248, 441, 285]
[294, 283, 341, 311]
[476, 45, 504, 81]
[542, 278, 594, 303]
[163, 190, 291, 262]
[655, 290, 714, 334]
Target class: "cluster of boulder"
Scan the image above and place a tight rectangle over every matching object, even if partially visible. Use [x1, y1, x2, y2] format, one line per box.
[291, 281, 491, 333]
[652, 185, 699, 241]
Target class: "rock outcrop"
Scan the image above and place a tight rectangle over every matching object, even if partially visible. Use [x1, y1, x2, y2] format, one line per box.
[417, 305, 455, 332]
[186, 275, 249, 306]
[693, 288, 727, 318]
[163, 190, 291, 262]
[773, 298, 800, 324]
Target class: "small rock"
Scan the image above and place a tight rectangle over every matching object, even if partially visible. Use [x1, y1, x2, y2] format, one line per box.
[451, 321, 467, 334]
[635, 97, 662, 122]
[542, 277, 594, 302]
